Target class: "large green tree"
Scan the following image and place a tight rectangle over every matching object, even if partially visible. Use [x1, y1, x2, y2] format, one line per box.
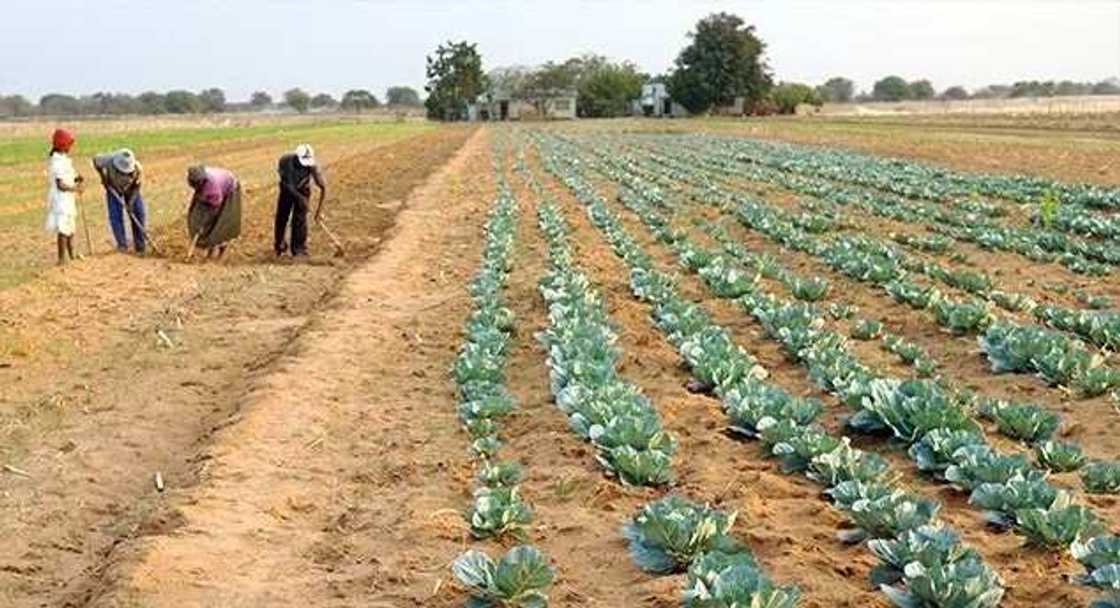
[284, 88, 311, 113]
[666, 12, 772, 114]
[909, 79, 935, 100]
[816, 77, 854, 103]
[872, 76, 911, 101]
[386, 86, 422, 106]
[771, 82, 822, 114]
[577, 61, 644, 117]
[425, 40, 487, 121]
[341, 89, 380, 111]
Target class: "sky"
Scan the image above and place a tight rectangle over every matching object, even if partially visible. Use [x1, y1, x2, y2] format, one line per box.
[1, 0, 1117, 102]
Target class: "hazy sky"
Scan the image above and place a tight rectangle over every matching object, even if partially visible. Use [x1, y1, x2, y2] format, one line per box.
[1, 0, 1117, 101]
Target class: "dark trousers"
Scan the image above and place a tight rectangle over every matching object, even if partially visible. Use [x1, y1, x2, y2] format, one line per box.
[106, 191, 146, 252]
[274, 190, 308, 255]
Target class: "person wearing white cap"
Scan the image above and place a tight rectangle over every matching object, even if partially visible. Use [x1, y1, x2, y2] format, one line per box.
[274, 143, 326, 257]
[92, 148, 146, 253]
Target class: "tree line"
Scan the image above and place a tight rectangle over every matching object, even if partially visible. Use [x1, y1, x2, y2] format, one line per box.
[0, 86, 424, 118]
[817, 76, 1120, 104]
[422, 12, 1120, 121]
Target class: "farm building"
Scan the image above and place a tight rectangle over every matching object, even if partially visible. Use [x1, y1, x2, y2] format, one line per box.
[467, 89, 577, 121]
[633, 83, 688, 118]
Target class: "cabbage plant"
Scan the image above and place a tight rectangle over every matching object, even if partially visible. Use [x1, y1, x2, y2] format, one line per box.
[880, 557, 1004, 608]
[909, 429, 986, 477]
[977, 399, 1060, 444]
[623, 495, 738, 573]
[868, 525, 981, 586]
[452, 544, 554, 608]
[944, 445, 1044, 491]
[1034, 440, 1087, 472]
[1014, 504, 1103, 548]
[1081, 461, 1120, 494]
[467, 486, 533, 539]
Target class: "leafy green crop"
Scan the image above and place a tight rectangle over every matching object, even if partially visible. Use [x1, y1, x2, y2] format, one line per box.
[1014, 505, 1103, 548]
[1081, 461, 1120, 494]
[452, 545, 554, 608]
[909, 429, 986, 477]
[977, 399, 1060, 444]
[623, 495, 737, 573]
[466, 486, 533, 539]
[1034, 440, 1087, 472]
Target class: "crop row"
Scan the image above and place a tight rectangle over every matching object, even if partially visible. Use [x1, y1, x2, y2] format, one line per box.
[449, 163, 556, 607]
[564, 131, 1120, 490]
[578, 135, 1120, 398]
[681, 134, 1120, 255]
[533, 132, 1006, 607]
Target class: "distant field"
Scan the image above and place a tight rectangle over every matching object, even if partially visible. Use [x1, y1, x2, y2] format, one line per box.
[580, 114, 1120, 186]
[0, 115, 436, 287]
[818, 94, 1120, 118]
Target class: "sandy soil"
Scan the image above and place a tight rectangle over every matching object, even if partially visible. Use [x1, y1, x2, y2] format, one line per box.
[0, 126, 472, 607]
[2, 119, 1116, 607]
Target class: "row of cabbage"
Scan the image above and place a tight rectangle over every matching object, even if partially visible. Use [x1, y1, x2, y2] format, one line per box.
[661, 136, 1118, 276]
[592, 135, 1120, 399]
[584, 135, 1120, 355]
[573, 131, 1120, 492]
[684, 133, 1120, 241]
[561, 132, 1120, 605]
[534, 132, 1006, 607]
[531, 168, 802, 605]
[449, 170, 556, 607]
[533, 178, 676, 486]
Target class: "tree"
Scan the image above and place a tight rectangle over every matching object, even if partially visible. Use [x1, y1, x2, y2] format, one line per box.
[971, 84, 1011, 99]
[0, 95, 33, 117]
[872, 76, 911, 101]
[311, 93, 337, 109]
[198, 88, 226, 113]
[425, 40, 487, 121]
[340, 89, 380, 112]
[284, 88, 311, 113]
[577, 61, 643, 118]
[39, 93, 82, 115]
[667, 12, 772, 114]
[1093, 79, 1120, 95]
[137, 91, 167, 114]
[941, 86, 969, 100]
[770, 82, 822, 114]
[165, 89, 202, 113]
[250, 91, 273, 109]
[816, 77, 854, 103]
[386, 85, 422, 106]
[909, 79, 935, 100]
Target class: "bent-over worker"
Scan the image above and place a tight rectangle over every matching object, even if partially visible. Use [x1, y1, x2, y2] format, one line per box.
[274, 143, 326, 257]
[186, 165, 241, 259]
[92, 148, 146, 253]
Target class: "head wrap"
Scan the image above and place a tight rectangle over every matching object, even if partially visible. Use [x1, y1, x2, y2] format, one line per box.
[51, 128, 75, 151]
[187, 165, 207, 187]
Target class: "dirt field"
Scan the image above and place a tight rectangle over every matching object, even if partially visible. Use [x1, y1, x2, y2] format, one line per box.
[3, 116, 1119, 607]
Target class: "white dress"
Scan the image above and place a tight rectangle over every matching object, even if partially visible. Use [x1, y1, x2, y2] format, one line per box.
[45, 152, 78, 236]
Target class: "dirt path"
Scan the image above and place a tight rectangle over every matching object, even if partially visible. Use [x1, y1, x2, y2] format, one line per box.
[0, 128, 471, 607]
[83, 128, 492, 607]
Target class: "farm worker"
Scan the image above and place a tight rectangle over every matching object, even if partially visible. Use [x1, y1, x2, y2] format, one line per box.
[44, 128, 84, 265]
[92, 148, 146, 254]
[274, 143, 327, 257]
[186, 165, 242, 259]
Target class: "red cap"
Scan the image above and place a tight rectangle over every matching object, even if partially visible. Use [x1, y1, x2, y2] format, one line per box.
[52, 128, 75, 151]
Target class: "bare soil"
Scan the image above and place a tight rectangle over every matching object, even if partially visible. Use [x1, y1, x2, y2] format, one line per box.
[0, 126, 472, 607]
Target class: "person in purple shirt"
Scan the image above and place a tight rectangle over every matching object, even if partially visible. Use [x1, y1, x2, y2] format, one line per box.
[186, 165, 242, 259]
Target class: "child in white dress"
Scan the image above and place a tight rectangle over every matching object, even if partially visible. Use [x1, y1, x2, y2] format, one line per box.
[45, 129, 84, 264]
